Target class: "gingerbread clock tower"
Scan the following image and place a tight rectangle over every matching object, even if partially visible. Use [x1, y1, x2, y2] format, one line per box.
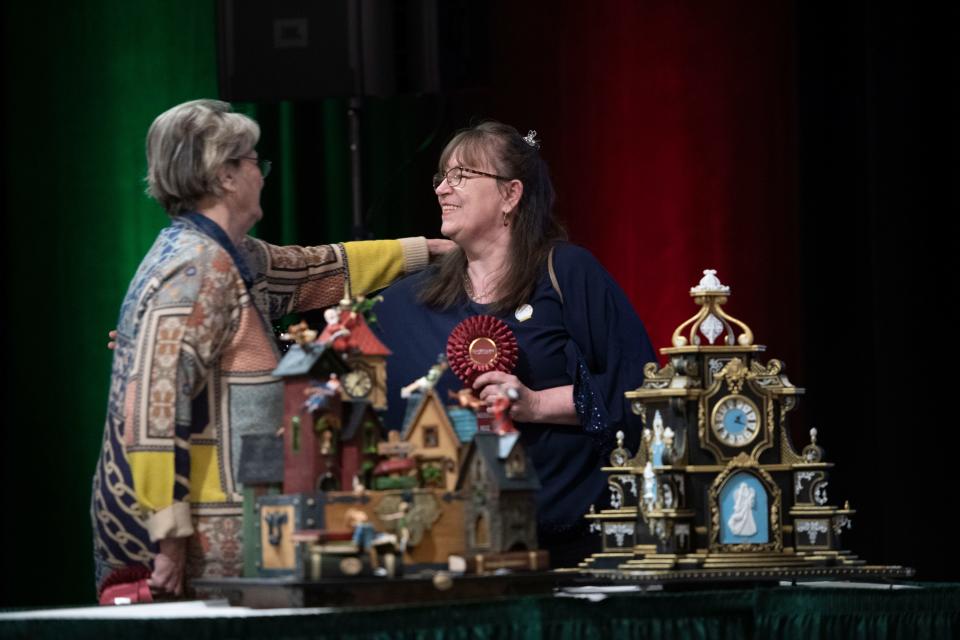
[581, 270, 911, 582]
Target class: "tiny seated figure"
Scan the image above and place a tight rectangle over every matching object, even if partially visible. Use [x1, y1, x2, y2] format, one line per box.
[379, 500, 411, 552]
[346, 508, 376, 552]
[304, 373, 341, 412]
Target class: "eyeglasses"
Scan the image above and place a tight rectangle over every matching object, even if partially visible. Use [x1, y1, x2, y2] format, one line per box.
[236, 156, 272, 178]
[432, 166, 511, 189]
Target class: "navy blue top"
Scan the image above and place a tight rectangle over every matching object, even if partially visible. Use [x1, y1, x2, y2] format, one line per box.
[372, 243, 657, 539]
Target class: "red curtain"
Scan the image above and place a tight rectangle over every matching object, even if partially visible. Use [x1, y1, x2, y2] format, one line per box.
[488, 0, 802, 372]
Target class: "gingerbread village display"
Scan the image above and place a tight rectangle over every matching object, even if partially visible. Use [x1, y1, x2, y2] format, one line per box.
[235, 297, 544, 581]
[226, 270, 909, 596]
[578, 270, 912, 582]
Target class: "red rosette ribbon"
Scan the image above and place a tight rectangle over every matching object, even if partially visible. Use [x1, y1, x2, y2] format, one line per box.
[446, 315, 518, 387]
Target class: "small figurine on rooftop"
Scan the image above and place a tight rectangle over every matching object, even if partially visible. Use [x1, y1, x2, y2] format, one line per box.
[280, 320, 318, 346]
[401, 354, 448, 398]
[352, 294, 384, 325]
[322, 305, 353, 350]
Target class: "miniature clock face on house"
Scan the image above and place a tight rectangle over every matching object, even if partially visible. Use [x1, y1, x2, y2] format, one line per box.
[710, 395, 760, 447]
[343, 369, 373, 399]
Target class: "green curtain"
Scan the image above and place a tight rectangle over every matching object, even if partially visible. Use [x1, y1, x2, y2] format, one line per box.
[1, 0, 221, 607]
[0, 0, 426, 608]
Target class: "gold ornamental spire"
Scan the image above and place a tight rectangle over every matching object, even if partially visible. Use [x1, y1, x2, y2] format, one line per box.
[670, 269, 754, 348]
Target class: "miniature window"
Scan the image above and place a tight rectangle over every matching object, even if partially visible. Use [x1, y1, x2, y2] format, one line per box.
[318, 472, 339, 492]
[506, 450, 525, 478]
[290, 416, 301, 452]
[475, 513, 490, 548]
[423, 425, 439, 448]
[363, 421, 378, 453]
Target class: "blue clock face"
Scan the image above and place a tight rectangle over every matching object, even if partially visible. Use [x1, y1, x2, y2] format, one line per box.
[723, 409, 749, 435]
[712, 395, 760, 446]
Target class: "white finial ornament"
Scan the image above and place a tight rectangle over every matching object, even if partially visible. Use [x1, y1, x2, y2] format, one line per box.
[691, 269, 731, 295]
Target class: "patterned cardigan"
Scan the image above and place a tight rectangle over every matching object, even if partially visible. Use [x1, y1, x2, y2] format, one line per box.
[91, 214, 428, 586]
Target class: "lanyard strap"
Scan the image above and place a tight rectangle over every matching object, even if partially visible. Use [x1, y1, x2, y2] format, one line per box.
[181, 212, 255, 292]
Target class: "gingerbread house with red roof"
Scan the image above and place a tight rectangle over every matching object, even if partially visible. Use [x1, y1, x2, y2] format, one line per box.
[318, 301, 391, 410]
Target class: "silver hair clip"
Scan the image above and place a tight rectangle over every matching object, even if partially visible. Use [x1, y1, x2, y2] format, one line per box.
[523, 130, 539, 148]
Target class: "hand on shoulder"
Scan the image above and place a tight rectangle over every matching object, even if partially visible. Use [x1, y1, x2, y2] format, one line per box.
[427, 238, 456, 260]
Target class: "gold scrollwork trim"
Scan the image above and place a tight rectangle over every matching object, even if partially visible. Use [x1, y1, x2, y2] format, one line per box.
[643, 361, 675, 383]
[607, 475, 626, 510]
[751, 359, 782, 377]
[748, 394, 776, 462]
[780, 425, 805, 464]
[670, 293, 755, 348]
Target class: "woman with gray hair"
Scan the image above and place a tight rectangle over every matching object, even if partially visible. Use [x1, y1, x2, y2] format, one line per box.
[91, 99, 449, 599]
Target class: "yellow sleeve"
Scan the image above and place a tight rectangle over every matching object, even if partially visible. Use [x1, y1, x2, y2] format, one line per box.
[342, 237, 429, 296]
[249, 236, 429, 316]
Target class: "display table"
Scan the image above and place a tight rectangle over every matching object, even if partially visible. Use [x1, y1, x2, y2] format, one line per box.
[2, 581, 957, 639]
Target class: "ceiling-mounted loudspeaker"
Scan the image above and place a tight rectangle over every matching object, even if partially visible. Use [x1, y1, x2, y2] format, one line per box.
[217, 0, 487, 101]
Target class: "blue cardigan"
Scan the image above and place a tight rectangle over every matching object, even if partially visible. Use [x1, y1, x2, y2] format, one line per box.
[372, 243, 656, 540]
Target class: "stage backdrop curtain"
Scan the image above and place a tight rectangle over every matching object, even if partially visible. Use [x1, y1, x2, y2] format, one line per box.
[0, 0, 804, 607]
[0, 0, 224, 607]
[484, 0, 802, 367]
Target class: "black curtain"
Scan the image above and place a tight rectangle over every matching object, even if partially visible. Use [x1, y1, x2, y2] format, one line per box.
[795, 2, 956, 579]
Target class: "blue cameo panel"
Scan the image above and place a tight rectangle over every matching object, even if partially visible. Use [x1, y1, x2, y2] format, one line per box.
[719, 472, 768, 544]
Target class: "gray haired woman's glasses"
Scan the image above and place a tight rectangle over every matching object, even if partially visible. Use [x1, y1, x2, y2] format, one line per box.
[236, 156, 272, 178]
[432, 166, 511, 189]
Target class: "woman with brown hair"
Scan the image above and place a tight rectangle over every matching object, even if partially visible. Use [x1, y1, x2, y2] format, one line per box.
[374, 122, 656, 567]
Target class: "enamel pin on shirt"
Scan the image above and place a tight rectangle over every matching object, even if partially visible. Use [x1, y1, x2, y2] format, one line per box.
[515, 303, 534, 322]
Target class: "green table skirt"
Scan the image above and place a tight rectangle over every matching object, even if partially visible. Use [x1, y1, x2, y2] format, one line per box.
[2, 584, 958, 639]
